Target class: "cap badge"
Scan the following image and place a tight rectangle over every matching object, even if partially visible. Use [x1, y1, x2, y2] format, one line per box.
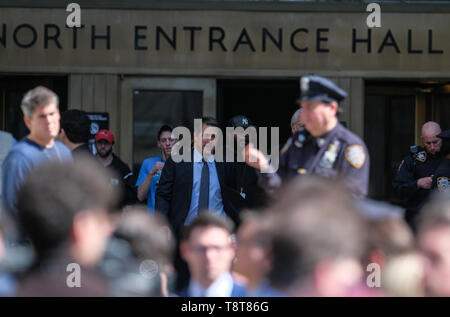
[301, 77, 310, 93]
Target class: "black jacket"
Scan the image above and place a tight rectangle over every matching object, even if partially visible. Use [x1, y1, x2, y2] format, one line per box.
[107, 154, 138, 208]
[393, 150, 442, 212]
[155, 154, 244, 235]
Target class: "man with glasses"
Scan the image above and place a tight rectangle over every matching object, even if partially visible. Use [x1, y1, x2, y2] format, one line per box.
[178, 213, 246, 297]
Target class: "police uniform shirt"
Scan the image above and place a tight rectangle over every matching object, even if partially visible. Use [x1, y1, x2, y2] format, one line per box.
[258, 75, 369, 198]
[433, 158, 450, 193]
[275, 122, 370, 198]
[392, 149, 442, 212]
[433, 129, 450, 193]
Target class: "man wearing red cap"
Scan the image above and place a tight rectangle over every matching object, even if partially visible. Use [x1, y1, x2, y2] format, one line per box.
[94, 129, 137, 209]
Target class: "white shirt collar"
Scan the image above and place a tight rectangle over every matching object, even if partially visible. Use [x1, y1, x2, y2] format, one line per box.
[193, 148, 214, 163]
[188, 272, 234, 297]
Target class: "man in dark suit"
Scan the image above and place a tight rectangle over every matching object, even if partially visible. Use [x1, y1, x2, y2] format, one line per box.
[155, 117, 244, 292]
[155, 117, 243, 237]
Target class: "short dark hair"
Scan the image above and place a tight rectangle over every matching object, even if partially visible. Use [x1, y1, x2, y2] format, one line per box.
[181, 213, 234, 241]
[418, 196, 450, 234]
[114, 206, 174, 266]
[201, 117, 220, 129]
[366, 218, 414, 259]
[239, 211, 273, 249]
[267, 178, 367, 289]
[61, 109, 91, 143]
[17, 159, 119, 258]
[157, 125, 173, 141]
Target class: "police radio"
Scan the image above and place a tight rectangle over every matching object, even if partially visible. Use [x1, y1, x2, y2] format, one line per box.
[410, 145, 425, 169]
[410, 145, 419, 155]
[410, 145, 425, 155]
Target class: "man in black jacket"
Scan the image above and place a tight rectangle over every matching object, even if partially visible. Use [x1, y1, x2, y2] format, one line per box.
[155, 117, 244, 292]
[155, 117, 243, 237]
[432, 129, 450, 193]
[393, 121, 443, 230]
[94, 129, 137, 209]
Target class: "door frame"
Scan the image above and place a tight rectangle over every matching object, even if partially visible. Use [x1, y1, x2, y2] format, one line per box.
[119, 77, 216, 168]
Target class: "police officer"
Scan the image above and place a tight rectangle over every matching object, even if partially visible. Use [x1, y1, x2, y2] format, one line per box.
[245, 75, 370, 198]
[290, 109, 304, 135]
[433, 129, 450, 193]
[392, 121, 443, 229]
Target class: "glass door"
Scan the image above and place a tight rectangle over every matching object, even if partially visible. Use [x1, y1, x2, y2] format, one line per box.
[119, 77, 216, 173]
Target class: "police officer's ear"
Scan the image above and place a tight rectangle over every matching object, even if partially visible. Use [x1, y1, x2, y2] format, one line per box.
[328, 101, 339, 116]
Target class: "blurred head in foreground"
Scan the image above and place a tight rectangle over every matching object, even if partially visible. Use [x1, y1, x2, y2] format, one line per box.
[103, 206, 175, 296]
[16, 159, 119, 296]
[267, 177, 369, 297]
[417, 194, 450, 296]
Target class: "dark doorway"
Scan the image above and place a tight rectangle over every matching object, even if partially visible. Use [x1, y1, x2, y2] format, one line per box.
[365, 80, 450, 202]
[217, 79, 299, 148]
[0, 76, 68, 141]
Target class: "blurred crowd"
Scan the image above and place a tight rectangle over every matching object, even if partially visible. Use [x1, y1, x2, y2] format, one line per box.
[1, 83, 449, 297]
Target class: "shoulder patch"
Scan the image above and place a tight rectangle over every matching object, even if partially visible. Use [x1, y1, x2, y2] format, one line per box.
[345, 145, 366, 169]
[437, 177, 449, 193]
[415, 151, 427, 162]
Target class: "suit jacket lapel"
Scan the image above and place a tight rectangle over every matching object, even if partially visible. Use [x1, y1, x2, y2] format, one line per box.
[185, 150, 194, 212]
[186, 160, 193, 202]
[215, 160, 225, 184]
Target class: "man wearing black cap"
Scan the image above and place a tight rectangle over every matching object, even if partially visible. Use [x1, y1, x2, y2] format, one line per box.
[433, 130, 450, 193]
[245, 75, 370, 198]
[227, 115, 267, 209]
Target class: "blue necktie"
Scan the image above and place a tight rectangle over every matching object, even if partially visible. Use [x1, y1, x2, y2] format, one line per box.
[197, 159, 210, 212]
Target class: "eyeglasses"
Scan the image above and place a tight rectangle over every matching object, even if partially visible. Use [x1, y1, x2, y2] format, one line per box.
[190, 244, 231, 255]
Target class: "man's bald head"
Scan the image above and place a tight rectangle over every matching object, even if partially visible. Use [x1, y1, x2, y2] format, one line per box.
[421, 121, 442, 155]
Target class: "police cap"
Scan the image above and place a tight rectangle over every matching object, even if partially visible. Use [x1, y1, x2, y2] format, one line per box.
[437, 129, 450, 139]
[298, 76, 347, 104]
[228, 115, 253, 129]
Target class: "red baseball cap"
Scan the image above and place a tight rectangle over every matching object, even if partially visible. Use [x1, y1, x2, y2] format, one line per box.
[95, 129, 115, 144]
